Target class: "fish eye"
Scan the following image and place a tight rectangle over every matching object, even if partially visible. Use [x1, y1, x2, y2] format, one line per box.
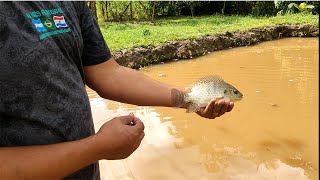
[234, 90, 239, 94]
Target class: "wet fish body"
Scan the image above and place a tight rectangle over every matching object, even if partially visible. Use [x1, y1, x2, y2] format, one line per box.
[184, 75, 243, 113]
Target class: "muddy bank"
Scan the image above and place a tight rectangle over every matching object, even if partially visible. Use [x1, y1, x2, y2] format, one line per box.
[113, 24, 318, 69]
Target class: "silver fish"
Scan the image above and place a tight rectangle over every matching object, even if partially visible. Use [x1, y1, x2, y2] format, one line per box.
[184, 75, 243, 113]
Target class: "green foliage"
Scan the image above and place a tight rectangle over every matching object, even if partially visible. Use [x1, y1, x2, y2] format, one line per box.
[142, 29, 151, 36]
[93, 1, 318, 22]
[287, 3, 300, 14]
[275, 1, 316, 15]
[299, 3, 315, 11]
[114, 24, 130, 31]
[96, 1, 152, 22]
[99, 13, 318, 52]
[252, 1, 278, 16]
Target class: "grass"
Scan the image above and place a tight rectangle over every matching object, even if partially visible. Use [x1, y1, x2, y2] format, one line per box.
[99, 13, 319, 52]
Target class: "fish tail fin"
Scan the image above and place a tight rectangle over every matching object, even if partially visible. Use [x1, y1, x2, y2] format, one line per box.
[186, 103, 200, 113]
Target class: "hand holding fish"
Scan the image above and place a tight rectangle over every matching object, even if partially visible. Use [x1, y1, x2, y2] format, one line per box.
[195, 98, 234, 119]
[172, 75, 242, 119]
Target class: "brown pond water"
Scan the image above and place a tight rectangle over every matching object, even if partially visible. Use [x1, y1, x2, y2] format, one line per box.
[87, 38, 319, 180]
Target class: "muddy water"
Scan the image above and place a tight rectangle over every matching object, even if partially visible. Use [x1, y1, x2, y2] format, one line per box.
[87, 38, 319, 180]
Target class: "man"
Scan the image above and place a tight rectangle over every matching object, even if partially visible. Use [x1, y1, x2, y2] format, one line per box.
[0, 2, 234, 180]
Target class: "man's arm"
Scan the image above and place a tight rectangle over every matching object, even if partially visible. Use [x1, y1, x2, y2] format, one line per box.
[84, 58, 176, 107]
[0, 115, 144, 180]
[84, 58, 234, 119]
[0, 135, 100, 180]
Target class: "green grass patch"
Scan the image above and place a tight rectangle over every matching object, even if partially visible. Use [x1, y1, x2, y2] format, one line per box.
[99, 13, 319, 52]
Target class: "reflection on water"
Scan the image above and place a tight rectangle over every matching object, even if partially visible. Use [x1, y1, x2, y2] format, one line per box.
[87, 38, 318, 180]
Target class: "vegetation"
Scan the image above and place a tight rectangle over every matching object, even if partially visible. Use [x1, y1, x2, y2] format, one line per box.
[275, 0, 317, 15]
[84, 1, 319, 52]
[100, 13, 318, 52]
[87, 1, 319, 22]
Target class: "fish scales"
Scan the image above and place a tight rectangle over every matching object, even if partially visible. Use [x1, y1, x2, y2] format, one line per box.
[184, 75, 243, 113]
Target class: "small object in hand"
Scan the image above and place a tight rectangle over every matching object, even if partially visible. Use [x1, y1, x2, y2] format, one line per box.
[129, 113, 136, 126]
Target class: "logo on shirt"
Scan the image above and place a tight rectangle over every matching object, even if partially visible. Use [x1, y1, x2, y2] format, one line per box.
[25, 8, 71, 40]
[53, 16, 68, 28]
[31, 18, 47, 32]
[42, 17, 56, 30]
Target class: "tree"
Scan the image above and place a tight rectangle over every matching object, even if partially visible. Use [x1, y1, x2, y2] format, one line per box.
[88, 1, 97, 20]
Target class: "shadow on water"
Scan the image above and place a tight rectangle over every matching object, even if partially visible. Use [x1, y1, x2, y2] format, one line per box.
[87, 37, 318, 180]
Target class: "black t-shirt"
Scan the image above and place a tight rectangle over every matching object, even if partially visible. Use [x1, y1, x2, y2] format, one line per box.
[0, 2, 112, 179]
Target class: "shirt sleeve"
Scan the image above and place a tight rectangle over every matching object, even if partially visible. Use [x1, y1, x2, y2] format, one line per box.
[79, 3, 112, 66]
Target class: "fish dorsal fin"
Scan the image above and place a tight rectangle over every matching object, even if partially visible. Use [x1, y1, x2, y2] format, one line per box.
[184, 75, 225, 93]
[195, 75, 225, 84]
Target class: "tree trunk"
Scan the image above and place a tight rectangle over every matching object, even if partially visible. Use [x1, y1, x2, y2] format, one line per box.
[105, 1, 108, 21]
[222, 1, 226, 15]
[151, 1, 156, 22]
[89, 1, 97, 21]
[138, 1, 149, 19]
[115, 2, 118, 21]
[100, 1, 105, 22]
[130, 1, 133, 20]
[236, 1, 239, 15]
[120, 2, 131, 20]
[190, 2, 194, 17]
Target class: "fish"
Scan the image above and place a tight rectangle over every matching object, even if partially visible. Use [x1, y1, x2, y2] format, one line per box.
[184, 75, 243, 113]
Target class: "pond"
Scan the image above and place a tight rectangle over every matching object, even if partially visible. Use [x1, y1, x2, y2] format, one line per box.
[87, 38, 318, 180]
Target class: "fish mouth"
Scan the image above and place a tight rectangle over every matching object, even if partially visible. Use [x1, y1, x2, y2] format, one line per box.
[230, 95, 243, 102]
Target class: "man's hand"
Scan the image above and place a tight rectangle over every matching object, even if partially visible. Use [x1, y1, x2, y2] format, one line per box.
[96, 114, 145, 160]
[0, 114, 144, 179]
[171, 89, 234, 119]
[196, 99, 234, 119]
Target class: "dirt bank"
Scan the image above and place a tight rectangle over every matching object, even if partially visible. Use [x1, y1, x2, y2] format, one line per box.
[112, 24, 319, 69]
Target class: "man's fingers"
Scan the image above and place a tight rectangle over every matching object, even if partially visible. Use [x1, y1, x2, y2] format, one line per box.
[196, 98, 235, 119]
[137, 131, 145, 143]
[196, 107, 205, 117]
[118, 113, 135, 125]
[218, 100, 229, 115]
[117, 113, 144, 133]
[118, 113, 144, 131]
[214, 100, 224, 113]
[204, 98, 217, 114]
[227, 102, 234, 112]
[132, 132, 145, 151]
[130, 116, 145, 132]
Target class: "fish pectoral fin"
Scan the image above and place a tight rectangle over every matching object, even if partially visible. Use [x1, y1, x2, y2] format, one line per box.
[186, 104, 200, 113]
